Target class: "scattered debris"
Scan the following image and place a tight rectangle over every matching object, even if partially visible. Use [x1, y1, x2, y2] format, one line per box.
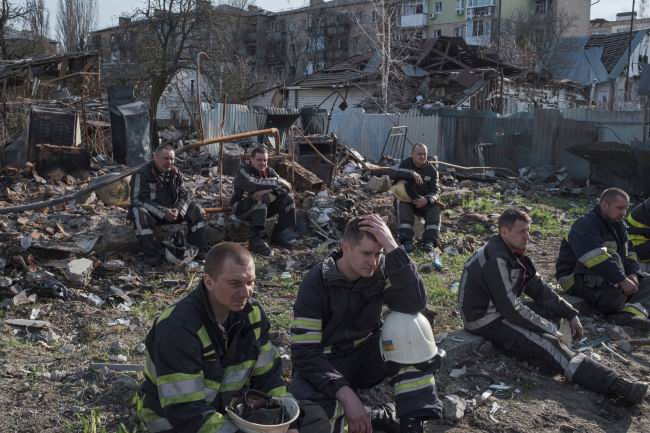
[443, 395, 467, 421]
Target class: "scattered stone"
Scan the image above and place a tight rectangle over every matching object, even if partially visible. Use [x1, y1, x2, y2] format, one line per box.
[102, 260, 125, 273]
[135, 343, 147, 355]
[59, 344, 75, 353]
[42, 331, 60, 345]
[605, 324, 629, 341]
[50, 370, 67, 381]
[65, 258, 94, 287]
[6, 319, 51, 329]
[449, 366, 467, 378]
[0, 276, 12, 288]
[90, 363, 144, 372]
[110, 341, 127, 355]
[109, 354, 128, 363]
[459, 180, 473, 189]
[366, 175, 392, 193]
[443, 395, 466, 420]
[113, 375, 139, 389]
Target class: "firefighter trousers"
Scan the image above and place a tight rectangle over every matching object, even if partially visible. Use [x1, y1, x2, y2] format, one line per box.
[132, 201, 207, 258]
[395, 200, 441, 244]
[568, 274, 650, 316]
[473, 319, 618, 395]
[288, 334, 442, 433]
[234, 193, 296, 240]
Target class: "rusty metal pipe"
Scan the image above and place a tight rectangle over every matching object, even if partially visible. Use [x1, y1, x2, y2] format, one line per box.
[0, 128, 281, 215]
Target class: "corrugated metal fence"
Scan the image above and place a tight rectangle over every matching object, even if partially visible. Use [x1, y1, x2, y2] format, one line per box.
[200, 103, 646, 183]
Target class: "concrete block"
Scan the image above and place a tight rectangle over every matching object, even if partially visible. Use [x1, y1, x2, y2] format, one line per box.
[437, 329, 484, 364]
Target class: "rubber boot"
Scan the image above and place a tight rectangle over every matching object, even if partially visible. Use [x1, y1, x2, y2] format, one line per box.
[139, 235, 164, 266]
[399, 417, 424, 433]
[609, 377, 648, 404]
[249, 238, 273, 257]
[369, 403, 399, 433]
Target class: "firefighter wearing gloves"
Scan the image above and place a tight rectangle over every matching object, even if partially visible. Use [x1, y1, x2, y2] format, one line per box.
[129, 144, 208, 265]
[136, 243, 330, 433]
[289, 215, 443, 433]
[231, 147, 298, 257]
[389, 143, 441, 253]
[556, 188, 650, 330]
[460, 208, 647, 404]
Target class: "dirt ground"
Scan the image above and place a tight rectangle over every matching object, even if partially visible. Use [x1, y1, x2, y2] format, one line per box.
[1, 179, 649, 433]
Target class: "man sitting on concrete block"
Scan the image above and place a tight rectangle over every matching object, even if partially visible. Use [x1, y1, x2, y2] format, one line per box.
[627, 197, 650, 271]
[231, 146, 298, 257]
[556, 188, 650, 330]
[459, 208, 647, 404]
[129, 144, 208, 265]
[389, 143, 441, 253]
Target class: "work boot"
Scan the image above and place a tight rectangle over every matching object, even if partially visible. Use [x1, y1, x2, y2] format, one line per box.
[401, 239, 414, 253]
[369, 403, 399, 433]
[271, 227, 298, 248]
[418, 239, 439, 253]
[607, 313, 650, 332]
[608, 377, 648, 404]
[249, 238, 273, 257]
[399, 417, 424, 433]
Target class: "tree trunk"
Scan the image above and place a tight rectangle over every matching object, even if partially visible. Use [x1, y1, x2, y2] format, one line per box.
[149, 76, 167, 149]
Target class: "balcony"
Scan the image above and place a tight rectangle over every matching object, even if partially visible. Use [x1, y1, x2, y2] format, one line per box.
[400, 13, 427, 28]
[467, 0, 495, 7]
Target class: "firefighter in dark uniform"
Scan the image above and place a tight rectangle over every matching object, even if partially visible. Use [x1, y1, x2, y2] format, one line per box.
[130, 145, 208, 265]
[389, 143, 441, 253]
[136, 243, 330, 433]
[556, 188, 650, 330]
[289, 215, 442, 433]
[460, 208, 648, 404]
[231, 147, 297, 257]
[627, 197, 650, 268]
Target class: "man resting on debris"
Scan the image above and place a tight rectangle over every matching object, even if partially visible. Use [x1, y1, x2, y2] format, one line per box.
[459, 208, 648, 404]
[389, 143, 441, 253]
[136, 242, 330, 433]
[290, 215, 443, 433]
[556, 188, 650, 330]
[129, 144, 208, 265]
[231, 146, 298, 257]
[627, 197, 650, 270]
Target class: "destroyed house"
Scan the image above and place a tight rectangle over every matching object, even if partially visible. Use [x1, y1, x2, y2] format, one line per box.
[246, 36, 583, 113]
[549, 30, 650, 111]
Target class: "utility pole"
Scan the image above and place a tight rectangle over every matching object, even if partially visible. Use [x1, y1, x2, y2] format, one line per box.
[625, 0, 636, 101]
[496, 0, 503, 113]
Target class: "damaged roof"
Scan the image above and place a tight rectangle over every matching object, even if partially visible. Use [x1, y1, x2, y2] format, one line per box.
[287, 52, 376, 88]
[0, 51, 101, 84]
[550, 31, 647, 86]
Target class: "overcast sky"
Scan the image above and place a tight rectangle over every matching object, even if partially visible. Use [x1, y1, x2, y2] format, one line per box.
[39, 0, 636, 34]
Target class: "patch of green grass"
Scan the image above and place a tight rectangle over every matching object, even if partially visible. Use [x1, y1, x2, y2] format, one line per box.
[128, 292, 174, 326]
[67, 409, 136, 433]
[0, 335, 34, 352]
[462, 194, 503, 215]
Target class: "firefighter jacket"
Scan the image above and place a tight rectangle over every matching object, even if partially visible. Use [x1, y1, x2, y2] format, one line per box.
[389, 157, 439, 205]
[130, 161, 193, 220]
[230, 162, 291, 207]
[290, 247, 427, 399]
[556, 205, 640, 291]
[138, 282, 289, 433]
[627, 198, 650, 261]
[459, 235, 577, 335]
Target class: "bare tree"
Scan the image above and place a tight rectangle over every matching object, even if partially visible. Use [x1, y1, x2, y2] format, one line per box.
[130, 0, 204, 132]
[354, 0, 415, 110]
[25, 0, 49, 55]
[56, 0, 97, 52]
[0, 0, 32, 59]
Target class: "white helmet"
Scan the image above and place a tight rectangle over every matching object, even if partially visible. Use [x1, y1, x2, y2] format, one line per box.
[226, 396, 300, 433]
[380, 311, 440, 364]
[391, 180, 412, 202]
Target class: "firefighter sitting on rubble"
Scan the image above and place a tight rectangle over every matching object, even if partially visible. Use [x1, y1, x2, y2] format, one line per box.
[231, 146, 298, 257]
[627, 197, 650, 271]
[389, 142, 441, 253]
[136, 242, 331, 433]
[459, 208, 648, 404]
[556, 188, 650, 331]
[129, 144, 208, 265]
[289, 215, 443, 433]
